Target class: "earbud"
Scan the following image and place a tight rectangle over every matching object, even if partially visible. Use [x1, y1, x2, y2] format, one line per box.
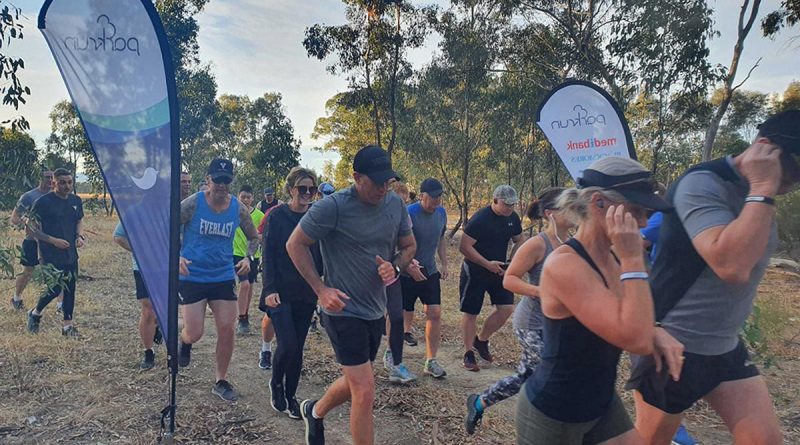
[596, 199, 605, 209]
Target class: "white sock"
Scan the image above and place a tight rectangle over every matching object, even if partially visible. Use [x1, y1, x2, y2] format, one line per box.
[32, 308, 42, 316]
[312, 405, 323, 419]
[57, 301, 63, 308]
[261, 341, 271, 352]
[12, 294, 21, 302]
[62, 324, 72, 332]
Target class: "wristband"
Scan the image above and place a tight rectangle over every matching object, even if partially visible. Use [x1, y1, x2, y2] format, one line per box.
[78, 235, 85, 240]
[620, 271, 649, 281]
[745, 195, 775, 206]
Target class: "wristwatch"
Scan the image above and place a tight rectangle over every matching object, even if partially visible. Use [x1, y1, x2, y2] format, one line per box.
[247, 255, 255, 262]
[392, 262, 401, 277]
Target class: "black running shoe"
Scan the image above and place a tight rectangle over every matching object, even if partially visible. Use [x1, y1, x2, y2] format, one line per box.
[140, 349, 155, 370]
[473, 336, 493, 362]
[27, 310, 41, 334]
[463, 350, 479, 372]
[11, 298, 25, 311]
[465, 393, 483, 434]
[236, 318, 250, 335]
[300, 399, 325, 445]
[178, 340, 192, 368]
[403, 332, 418, 346]
[287, 397, 301, 420]
[153, 325, 163, 345]
[259, 350, 272, 370]
[270, 379, 287, 412]
[212, 379, 238, 402]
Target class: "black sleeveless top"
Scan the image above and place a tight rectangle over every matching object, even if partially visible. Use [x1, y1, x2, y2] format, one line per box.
[525, 238, 622, 423]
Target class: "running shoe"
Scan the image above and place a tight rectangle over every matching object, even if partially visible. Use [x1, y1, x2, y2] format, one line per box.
[463, 350, 479, 372]
[464, 393, 483, 434]
[27, 310, 41, 334]
[389, 363, 418, 384]
[671, 424, 698, 445]
[178, 340, 192, 368]
[236, 319, 250, 335]
[140, 349, 155, 370]
[153, 325, 163, 345]
[301, 399, 325, 445]
[62, 325, 80, 338]
[270, 379, 287, 412]
[287, 397, 301, 420]
[473, 336, 493, 362]
[403, 332, 418, 346]
[424, 358, 447, 379]
[212, 379, 238, 402]
[11, 297, 25, 311]
[308, 317, 318, 334]
[383, 349, 394, 370]
[259, 350, 272, 370]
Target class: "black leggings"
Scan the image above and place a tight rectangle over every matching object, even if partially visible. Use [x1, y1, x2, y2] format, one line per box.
[269, 301, 316, 399]
[386, 280, 404, 364]
[36, 264, 77, 321]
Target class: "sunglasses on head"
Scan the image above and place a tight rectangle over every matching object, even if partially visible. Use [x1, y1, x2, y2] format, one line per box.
[295, 185, 318, 195]
[212, 176, 232, 185]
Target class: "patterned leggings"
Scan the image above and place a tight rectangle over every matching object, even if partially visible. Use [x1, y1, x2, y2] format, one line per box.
[481, 328, 544, 408]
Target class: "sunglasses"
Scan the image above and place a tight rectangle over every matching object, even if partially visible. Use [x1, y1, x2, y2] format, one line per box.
[294, 185, 318, 195]
[212, 176, 232, 185]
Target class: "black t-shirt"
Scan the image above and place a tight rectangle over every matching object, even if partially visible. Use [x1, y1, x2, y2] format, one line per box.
[258, 199, 280, 214]
[463, 205, 522, 267]
[31, 192, 84, 266]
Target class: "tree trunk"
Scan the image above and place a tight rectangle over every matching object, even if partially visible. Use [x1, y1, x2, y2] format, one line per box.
[702, 0, 761, 161]
[386, 4, 401, 158]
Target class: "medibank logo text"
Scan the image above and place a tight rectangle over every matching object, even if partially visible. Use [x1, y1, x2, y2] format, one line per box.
[566, 137, 617, 150]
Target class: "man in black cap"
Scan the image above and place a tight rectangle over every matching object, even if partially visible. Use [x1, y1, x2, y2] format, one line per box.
[177, 158, 261, 401]
[287, 145, 416, 445]
[401, 178, 449, 378]
[258, 187, 281, 214]
[630, 110, 800, 444]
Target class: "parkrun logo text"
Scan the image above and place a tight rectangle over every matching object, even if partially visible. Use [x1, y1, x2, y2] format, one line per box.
[550, 105, 607, 129]
[62, 15, 140, 57]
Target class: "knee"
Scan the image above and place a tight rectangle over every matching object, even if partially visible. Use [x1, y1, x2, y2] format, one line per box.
[239, 281, 251, 294]
[747, 427, 782, 445]
[350, 381, 376, 404]
[182, 325, 203, 344]
[497, 305, 514, 318]
[425, 306, 441, 322]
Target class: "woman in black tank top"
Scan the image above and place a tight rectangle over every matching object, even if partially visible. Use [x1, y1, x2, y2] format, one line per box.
[516, 157, 672, 445]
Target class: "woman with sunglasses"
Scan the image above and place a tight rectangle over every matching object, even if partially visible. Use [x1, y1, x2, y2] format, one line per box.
[260, 167, 324, 419]
[516, 157, 671, 445]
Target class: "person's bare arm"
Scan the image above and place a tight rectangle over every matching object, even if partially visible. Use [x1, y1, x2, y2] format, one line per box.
[503, 236, 546, 297]
[287, 225, 349, 312]
[394, 234, 416, 271]
[9, 207, 23, 226]
[114, 235, 132, 252]
[180, 194, 198, 225]
[437, 235, 448, 279]
[509, 232, 526, 259]
[238, 202, 260, 257]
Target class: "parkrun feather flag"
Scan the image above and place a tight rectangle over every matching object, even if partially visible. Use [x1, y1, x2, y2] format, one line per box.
[38, 0, 181, 427]
[536, 80, 636, 180]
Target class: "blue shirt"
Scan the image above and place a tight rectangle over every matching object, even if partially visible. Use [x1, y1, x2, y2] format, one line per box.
[641, 211, 663, 264]
[407, 202, 447, 274]
[180, 195, 240, 283]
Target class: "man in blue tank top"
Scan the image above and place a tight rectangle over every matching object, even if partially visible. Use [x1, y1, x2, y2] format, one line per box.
[177, 158, 260, 402]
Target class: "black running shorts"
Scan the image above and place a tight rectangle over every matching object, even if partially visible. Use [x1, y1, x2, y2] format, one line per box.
[133, 270, 150, 300]
[20, 239, 39, 267]
[626, 337, 760, 414]
[232, 256, 260, 284]
[178, 280, 237, 305]
[459, 262, 514, 315]
[322, 313, 384, 366]
[400, 271, 442, 311]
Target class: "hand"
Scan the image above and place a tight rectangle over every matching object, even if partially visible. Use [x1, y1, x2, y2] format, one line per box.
[265, 293, 281, 308]
[406, 259, 426, 282]
[52, 238, 70, 250]
[739, 139, 783, 196]
[376, 255, 396, 283]
[486, 260, 505, 276]
[76, 236, 85, 248]
[605, 204, 644, 260]
[318, 286, 350, 312]
[235, 257, 251, 275]
[440, 267, 448, 280]
[653, 327, 685, 382]
[179, 257, 191, 275]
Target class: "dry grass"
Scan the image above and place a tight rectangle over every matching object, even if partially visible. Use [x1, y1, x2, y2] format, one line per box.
[0, 214, 798, 444]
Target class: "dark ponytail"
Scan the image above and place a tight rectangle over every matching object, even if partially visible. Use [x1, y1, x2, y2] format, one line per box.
[525, 187, 566, 221]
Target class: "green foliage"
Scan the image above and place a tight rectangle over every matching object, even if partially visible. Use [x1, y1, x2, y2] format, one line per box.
[777, 189, 800, 255]
[0, 2, 30, 131]
[0, 128, 38, 209]
[762, 0, 800, 36]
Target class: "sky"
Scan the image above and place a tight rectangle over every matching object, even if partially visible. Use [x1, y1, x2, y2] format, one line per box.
[4, 0, 798, 175]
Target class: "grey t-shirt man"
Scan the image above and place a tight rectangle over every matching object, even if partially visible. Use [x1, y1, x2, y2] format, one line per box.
[15, 188, 47, 240]
[660, 157, 777, 355]
[404, 202, 447, 275]
[300, 185, 411, 320]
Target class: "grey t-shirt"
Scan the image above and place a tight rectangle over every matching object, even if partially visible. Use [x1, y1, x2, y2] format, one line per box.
[660, 158, 777, 355]
[405, 202, 447, 275]
[300, 186, 411, 320]
[15, 188, 47, 240]
[512, 233, 553, 332]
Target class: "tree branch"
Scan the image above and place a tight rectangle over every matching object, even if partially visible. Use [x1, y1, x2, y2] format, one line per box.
[732, 56, 762, 91]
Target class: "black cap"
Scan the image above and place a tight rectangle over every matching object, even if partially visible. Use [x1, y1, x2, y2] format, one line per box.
[578, 157, 672, 212]
[264, 187, 275, 194]
[353, 145, 400, 184]
[208, 158, 234, 182]
[757, 110, 800, 155]
[420, 178, 444, 198]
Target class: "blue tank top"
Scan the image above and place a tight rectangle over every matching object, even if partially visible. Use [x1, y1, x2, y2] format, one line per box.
[180, 194, 240, 283]
[511, 232, 553, 332]
[525, 238, 622, 423]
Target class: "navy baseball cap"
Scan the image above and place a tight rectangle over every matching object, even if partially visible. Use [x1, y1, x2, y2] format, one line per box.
[264, 187, 275, 194]
[353, 145, 400, 184]
[578, 157, 672, 212]
[320, 182, 335, 195]
[420, 178, 444, 197]
[757, 110, 800, 155]
[208, 158, 234, 183]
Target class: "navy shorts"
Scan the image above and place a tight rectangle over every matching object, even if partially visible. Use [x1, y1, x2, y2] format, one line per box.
[20, 239, 39, 267]
[233, 256, 260, 283]
[400, 271, 442, 311]
[178, 280, 237, 305]
[626, 337, 760, 414]
[459, 263, 514, 315]
[322, 313, 384, 366]
[133, 270, 150, 300]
